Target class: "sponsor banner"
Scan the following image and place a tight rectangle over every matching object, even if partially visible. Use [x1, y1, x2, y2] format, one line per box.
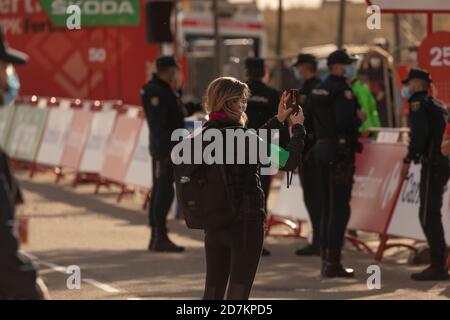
[5, 105, 49, 161]
[348, 143, 405, 233]
[36, 108, 75, 166]
[388, 164, 450, 245]
[123, 121, 152, 189]
[39, 0, 141, 26]
[79, 110, 117, 173]
[272, 143, 406, 235]
[100, 113, 142, 183]
[0, 105, 16, 149]
[60, 109, 94, 170]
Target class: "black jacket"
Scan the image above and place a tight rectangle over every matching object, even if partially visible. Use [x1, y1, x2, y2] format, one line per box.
[141, 74, 185, 159]
[406, 91, 448, 164]
[204, 116, 305, 221]
[308, 74, 360, 142]
[245, 79, 279, 130]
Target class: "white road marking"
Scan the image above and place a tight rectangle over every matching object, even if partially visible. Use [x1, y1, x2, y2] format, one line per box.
[21, 251, 122, 294]
[83, 278, 121, 293]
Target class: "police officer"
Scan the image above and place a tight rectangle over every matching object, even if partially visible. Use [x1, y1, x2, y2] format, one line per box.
[244, 57, 280, 257]
[308, 49, 361, 278]
[141, 56, 186, 253]
[0, 28, 49, 299]
[400, 68, 449, 281]
[292, 54, 323, 256]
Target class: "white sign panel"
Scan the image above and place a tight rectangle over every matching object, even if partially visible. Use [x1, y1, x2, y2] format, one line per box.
[124, 122, 152, 189]
[367, 0, 450, 12]
[388, 164, 450, 245]
[36, 108, 74, 166]
[79, 110, 117, 173]
[271, 173, 310, 222]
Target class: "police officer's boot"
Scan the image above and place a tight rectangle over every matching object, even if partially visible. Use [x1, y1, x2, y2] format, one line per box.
[411, 254, 449, 281]
[148, 227, 185, 253]
[321, 250, 354, 278]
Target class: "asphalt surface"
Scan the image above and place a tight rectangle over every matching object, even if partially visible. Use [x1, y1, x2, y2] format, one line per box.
[15, 170, 450, 300]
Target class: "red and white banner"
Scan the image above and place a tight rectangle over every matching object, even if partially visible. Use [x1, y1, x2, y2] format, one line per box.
[60, 109, 94, 170]
[124, 122, 152, 189]
[78, 110, 117, 174]
[100, 114, 143, 184]
[36, 108, 74, 167]
[348, 143, 405, 233]
[388, 164, 450, 245]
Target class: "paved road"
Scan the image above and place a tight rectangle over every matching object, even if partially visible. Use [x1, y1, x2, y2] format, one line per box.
[16, 171, 450, 300]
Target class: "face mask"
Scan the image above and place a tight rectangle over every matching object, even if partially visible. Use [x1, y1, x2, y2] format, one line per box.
[345, 64, 356, 80]
[293, 68, 304, 82]
[369, 57, 381, 69]
[2, 67, 20, 106]
[239, 102, 247, 113]
[401, 87, 411, 100]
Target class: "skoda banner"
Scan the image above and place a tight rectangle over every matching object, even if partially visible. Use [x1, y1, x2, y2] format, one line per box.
[39, 0, 141, 26]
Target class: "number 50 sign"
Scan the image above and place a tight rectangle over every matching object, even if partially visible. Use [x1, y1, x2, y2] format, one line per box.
[418, 32, 450, 82]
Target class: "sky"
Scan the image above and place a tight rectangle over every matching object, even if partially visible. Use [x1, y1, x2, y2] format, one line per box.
[230, 0, 366, 9]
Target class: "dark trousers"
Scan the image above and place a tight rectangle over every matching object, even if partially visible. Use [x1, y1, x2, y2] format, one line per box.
[315, 142, 355, 252]
[203, 220, 264, 300]
[419, 159, 450, 267]
[300, 147, 321, 247]
[148, 157, 175, 228]
[0, 174, 40, 299]
[259, 174, 271, 212]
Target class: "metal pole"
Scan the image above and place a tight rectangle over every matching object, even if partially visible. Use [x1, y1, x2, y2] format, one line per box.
[393, 14, 401, 63]
[212, 0, 221, 77]
[275, 0, 283, 90]
[427, 13, 433, 35]
[337, 0, 346, 49]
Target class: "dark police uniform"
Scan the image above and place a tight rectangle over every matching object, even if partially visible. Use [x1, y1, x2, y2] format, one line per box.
[401, 69, 450, 281]
[308, 49, 360, 277]
[293, 54, 323, 255]
[0, 149, 42, 299]
[244, 58, 280, 212]
[141, 56, 185, 252]
[0, 28, 44, 299]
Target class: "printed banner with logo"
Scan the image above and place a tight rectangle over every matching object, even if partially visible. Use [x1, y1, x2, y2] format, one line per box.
[272, 142, 406, 235]
[60, 109, 94, 170]
[347, 143, 405, 233]
[39, 0, 141, 26]
[388, 164, 450, 245]
[124, 122, 152, 189]
[100, 114, 143, 184]
[36, 108, 75, 167]
[79, 110, 117, 174]
[5, 106, 49, 161]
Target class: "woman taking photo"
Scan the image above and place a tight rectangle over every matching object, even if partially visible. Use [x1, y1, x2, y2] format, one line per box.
[200, 77, 306, 300]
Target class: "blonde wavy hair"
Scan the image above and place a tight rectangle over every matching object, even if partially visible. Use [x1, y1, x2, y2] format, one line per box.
[203, 77, 250, 126]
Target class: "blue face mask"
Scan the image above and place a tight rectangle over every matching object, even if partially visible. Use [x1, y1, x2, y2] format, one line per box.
[293, 68, 304, 82]
[401, 87, 411, 100]
[2, 68, 20, 106]
[345, 64, 356, 80]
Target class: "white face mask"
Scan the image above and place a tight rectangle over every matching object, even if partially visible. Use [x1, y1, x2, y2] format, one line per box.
[239, 102, 247, 113]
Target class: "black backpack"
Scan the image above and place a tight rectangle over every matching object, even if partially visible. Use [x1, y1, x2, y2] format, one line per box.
[173, 125, 239, 230]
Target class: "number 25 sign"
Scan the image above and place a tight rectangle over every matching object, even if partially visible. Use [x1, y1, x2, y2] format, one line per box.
[418, 32, 450, 82]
